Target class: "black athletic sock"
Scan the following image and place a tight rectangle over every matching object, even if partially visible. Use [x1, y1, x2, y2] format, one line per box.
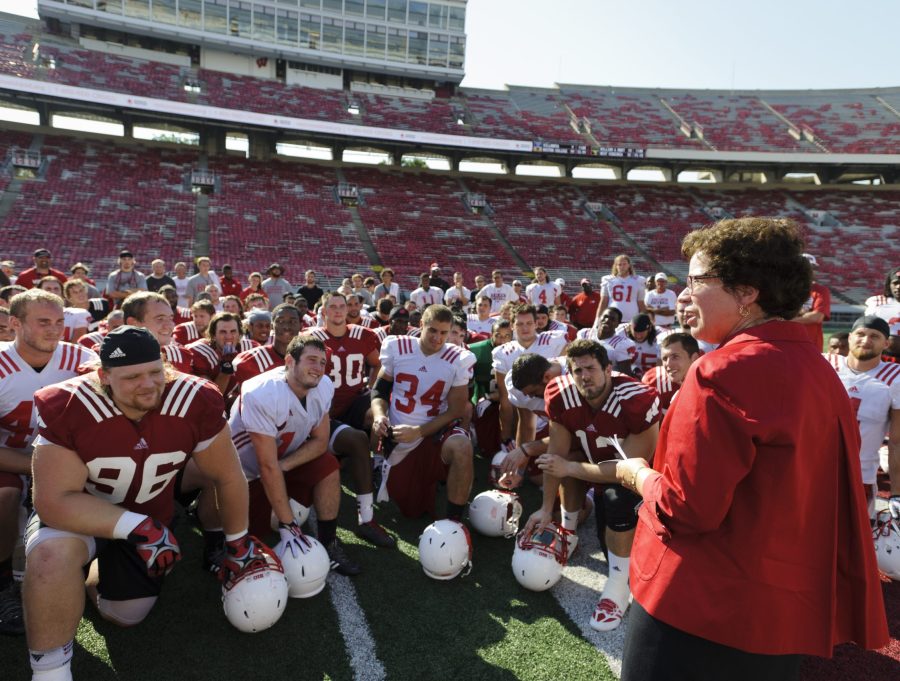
[0, 557, 11, 587]
[202, 530, 225, 554]
[447, 502, 467, 522]
[318, 519, 337, 547]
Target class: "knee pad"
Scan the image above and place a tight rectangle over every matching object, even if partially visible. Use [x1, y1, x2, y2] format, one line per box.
[97, 595, 158, 627]
[602, 484, 641, 532]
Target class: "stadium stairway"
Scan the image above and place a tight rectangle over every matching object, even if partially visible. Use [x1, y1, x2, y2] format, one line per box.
[334, 167, 383, 269]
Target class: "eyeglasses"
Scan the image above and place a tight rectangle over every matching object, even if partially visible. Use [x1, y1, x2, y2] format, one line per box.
[685, 273, 720, 290]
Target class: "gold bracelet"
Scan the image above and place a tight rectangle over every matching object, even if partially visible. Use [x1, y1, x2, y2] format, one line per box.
[628, 465, 646, 491]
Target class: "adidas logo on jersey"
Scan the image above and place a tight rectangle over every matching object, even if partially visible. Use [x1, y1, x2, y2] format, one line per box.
[849, 386, 860, 393]
[338, 346, 347, 352]
[134, 438, 149, 450]
[108, 347, 127, 359]
[418, 366, 428, 372]
[586, 425, 596, 433]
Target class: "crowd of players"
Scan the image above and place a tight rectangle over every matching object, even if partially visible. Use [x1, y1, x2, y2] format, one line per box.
[0, 246, 898, 680]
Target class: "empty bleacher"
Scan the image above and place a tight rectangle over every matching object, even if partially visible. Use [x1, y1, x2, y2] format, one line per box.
[344, 167, 522, 288]
[2, 136, 197, 275]
[206, 157, 369, 280]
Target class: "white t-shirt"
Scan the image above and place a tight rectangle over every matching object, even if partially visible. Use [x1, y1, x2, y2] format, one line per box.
[477, 283, 517, 313]
[644, 289, 678, 327]
[444, 286, 471, 307]
[601, 274, 646, 323]
[173, 275, 190, 308]
[229, 368, 334, 480]
[827, 354, 900, 484]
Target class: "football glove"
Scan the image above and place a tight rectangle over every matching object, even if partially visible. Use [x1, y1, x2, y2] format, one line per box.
[126, 517, 181, 578]
[218, 359, 235, 375]
[219, 533, 269, 584]
[889, 495, 900, 521]
[276, 523, 316, 560]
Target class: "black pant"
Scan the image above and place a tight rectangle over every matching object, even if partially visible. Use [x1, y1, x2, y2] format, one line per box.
[621, 601, 801, 681]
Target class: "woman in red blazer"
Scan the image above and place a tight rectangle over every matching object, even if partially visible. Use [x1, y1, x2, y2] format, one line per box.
[615, 217, 888, 681]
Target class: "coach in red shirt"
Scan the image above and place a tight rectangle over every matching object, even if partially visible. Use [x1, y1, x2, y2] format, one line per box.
[16, 248, 68, 289]
[567, 278, 601, 329]
[616, 218, 887, 681]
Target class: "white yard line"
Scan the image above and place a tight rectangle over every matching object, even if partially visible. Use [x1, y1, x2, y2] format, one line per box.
[328, 572, 387, 681]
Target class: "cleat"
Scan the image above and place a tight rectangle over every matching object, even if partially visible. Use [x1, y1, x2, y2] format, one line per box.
[355, 520, 396, 548]
[589, 598, 626, 632]
[0, 581, 24, 636]
[326, 538, 361, 576]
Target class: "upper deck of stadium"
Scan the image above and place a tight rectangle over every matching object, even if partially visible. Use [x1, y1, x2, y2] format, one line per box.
[2, 10, 900, 160]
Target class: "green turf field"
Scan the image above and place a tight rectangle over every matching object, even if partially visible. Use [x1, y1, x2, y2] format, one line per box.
[0, 456, 619, 681]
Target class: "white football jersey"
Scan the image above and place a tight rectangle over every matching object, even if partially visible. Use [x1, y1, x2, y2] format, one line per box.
[525, 281, 560, 306]
[575, 328, 637, 366]
[827, 354, 900, 483]
[505, 357, 567, 432]
[0, 342, 98, 451]
[409, 286, 445, 310]
[477, 283, 517, 313]
[601, 274, 646, 322]
[864, 295, 900, 336]
[63, 307, 92, 341]
[467, 314, 495, 335]
[229, 368, 335, 481]
[491, 331, 568, 376]
[379, 336, 475, 451]
[644, 289, 677, 327]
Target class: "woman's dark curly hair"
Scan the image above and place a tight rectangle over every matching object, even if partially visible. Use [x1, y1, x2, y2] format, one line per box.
[882, 266, 900, 300]
[682, 217, 812, 319]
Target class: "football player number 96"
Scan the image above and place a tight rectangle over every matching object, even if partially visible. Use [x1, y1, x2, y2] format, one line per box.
[84, 451, 188, 505]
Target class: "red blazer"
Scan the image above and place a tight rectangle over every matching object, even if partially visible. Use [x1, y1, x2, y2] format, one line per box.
[631, 321, 888, 656]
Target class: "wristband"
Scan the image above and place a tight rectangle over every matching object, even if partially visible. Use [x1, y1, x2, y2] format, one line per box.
[113, 511, 148, 540]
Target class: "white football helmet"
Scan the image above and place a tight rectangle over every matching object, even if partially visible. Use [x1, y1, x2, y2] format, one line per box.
[469, 490, 522, 538]
[276, 534, 330, 598]
[222, 544, 289, 633]
[418, 519, 473, 580]
[488, 450, 507, 486]
[269, 498, 310, 532]
[511, 523, 571, 592]
[873, 510, 900, 581]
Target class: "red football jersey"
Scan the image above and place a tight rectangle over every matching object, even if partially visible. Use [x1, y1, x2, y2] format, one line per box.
[641, 366, 679, 415]
[173, 321, 201, 346]
[233, 345, 285, 386]
[306, 325, 380, 417]
[34, 372, 225, 523]
[545, 372, 660, 463]
[161, 342, 193, 374]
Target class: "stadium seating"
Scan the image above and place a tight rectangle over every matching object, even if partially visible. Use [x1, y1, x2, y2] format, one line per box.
[343, 167, 522, 288]
[766, 93, 900, 154]
[206, 157, 370, 281]
[2, 136, 198, 276]
[464, 177, 654, 284]
[665, 93, 807, 152]
[4, 21, 900, 155]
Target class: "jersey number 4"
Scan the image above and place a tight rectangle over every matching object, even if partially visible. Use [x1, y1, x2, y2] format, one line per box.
[393, 373, 446, 417]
